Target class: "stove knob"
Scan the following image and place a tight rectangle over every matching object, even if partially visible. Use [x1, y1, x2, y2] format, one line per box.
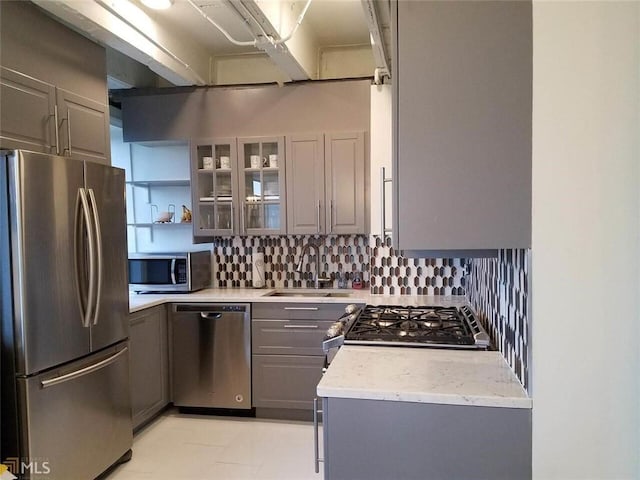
[345, 304, 359, 314]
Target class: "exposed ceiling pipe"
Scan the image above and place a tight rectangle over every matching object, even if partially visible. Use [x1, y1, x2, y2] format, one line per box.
[186, 0, 258, 47]
[272, 0, 313, 45]
[230, 1, 273, 41]
[94, 0, 206, 84]
[188, 0, 312, 49]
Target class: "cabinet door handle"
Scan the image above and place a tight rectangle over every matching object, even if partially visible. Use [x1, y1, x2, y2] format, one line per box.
[330, 200, 334, 233]
[63, 108, 72, 155]
[314, 397, 324, 473]
[380, 166, 386, 236]
[240, 202, 246, 235]
[283, 307, 319, 311]
[381, 167, 393, 236]
[284, 324, 318, 329]
[317, 200, 321, 234]
[51, 105, 60, 155]
[230, 203, 235, 233]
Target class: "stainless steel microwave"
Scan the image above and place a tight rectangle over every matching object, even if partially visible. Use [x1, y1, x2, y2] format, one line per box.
[128, 251, 211, 293]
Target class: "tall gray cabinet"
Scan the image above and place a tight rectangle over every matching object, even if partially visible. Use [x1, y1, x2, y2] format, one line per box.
[393, 1, 532, 251]
[0, 1, 110, 165]
[286, 132, 366, 235]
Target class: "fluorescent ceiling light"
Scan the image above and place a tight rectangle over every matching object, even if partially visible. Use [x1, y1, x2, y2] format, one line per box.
[141, 0, 173, 9]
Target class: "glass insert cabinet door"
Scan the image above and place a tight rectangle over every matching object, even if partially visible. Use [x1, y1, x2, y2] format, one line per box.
[238, 136, 286, 234]
[191, 138, 239, 236]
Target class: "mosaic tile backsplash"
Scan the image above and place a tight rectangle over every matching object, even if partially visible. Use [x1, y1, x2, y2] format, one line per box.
[211, 234, 467, 295]
[211, 235, 370, 289]
[369, 236, 466, 296]
[467, 249, 531, 392]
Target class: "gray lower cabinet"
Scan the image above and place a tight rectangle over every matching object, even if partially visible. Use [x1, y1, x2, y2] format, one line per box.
[286, 132, 366, 235]
[253, 355, 325, 410]
[321, 397, 532, 480]
[393, 1, 532, 251]
[129, 305, 170, 430]
[252, 303, 349, 418]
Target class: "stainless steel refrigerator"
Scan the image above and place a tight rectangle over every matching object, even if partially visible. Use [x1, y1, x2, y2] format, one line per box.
[1, 150, 132, 479]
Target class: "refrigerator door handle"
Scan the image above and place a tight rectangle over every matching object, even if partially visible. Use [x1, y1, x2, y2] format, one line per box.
[74, 190, 86, 323]
[78, 188, 95, 328]
[40, 347, 128, 388]
[87, 188, 103, 325]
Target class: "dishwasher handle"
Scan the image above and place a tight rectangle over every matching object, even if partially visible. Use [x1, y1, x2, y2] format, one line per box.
[174, 304, 248, 314]
[200, 312, 223, 320]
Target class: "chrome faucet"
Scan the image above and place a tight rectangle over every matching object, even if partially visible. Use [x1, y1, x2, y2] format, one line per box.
[296, 241, 330, 289]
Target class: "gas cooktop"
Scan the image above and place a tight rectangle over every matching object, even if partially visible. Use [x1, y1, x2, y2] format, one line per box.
[343, 305, 490, 349]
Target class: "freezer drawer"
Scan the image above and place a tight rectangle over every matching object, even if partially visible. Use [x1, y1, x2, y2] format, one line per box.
[171, 303, 251, 409]
[17, 343, 132, 480]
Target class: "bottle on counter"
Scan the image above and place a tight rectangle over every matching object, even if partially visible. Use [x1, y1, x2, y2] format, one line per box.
[252, 248, 265, 288]
[337, 271, 347, 289]
[352, 272, 363, 290]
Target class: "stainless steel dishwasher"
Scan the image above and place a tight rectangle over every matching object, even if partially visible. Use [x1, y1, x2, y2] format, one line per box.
[171, 303, 251, 410]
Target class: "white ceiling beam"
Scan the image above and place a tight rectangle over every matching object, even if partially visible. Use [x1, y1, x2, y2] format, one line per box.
[32, 0, 211, 86]
[361, 0, 391, 82]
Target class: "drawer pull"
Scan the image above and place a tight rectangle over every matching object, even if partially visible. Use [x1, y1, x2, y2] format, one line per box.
[283, 307, 319, 311]
[284, 324, 319, 329]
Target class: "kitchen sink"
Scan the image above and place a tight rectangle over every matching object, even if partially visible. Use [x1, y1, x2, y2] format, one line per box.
[264, 290, 353, 298]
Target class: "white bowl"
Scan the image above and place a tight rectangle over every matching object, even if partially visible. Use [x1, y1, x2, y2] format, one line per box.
[156, 211, 174, 223]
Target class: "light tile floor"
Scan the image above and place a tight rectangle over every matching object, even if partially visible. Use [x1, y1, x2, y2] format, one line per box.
[106, 410, 323, 480]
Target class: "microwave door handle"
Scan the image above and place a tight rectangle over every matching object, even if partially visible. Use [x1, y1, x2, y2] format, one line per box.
[171, 258, 177, 284]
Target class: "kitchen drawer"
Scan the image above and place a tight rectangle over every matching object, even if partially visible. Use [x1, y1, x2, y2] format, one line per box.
[252, 319, 334, 356]
[252, 354, 325, 410]
[252, 302, 351, 320]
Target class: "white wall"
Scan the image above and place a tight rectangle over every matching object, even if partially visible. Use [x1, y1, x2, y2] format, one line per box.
[213, 53, 289, 86]
[532, 2, 639, 478]
[319, 46, 375, 80]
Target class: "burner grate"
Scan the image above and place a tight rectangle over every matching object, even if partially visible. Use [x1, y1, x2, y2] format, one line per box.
[345, 305, 477, 346]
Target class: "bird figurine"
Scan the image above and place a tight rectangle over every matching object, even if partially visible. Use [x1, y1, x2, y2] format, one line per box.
[181, 205, 192, 223]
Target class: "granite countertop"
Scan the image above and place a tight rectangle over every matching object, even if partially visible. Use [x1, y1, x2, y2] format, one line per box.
[317, 346, 531, 409]
[128, 288, 470, 313]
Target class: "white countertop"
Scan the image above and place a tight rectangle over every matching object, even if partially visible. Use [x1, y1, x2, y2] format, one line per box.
[317, 346, 531, 409]
[128, 288, 470, 313]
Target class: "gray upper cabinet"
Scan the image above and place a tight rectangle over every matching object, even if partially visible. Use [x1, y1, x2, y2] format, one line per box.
[286, 134, 326, 234]
[0, 1, 110, 165]
[393, 1, 532, 251]
[287, 132, 366, 235]
[325, 132, 366, 235]
[56, 88, 110, 164]
[0, 70, 109, 164]
[238, 136, 287, 235]
[0, 68, 56, 153]
[191, 137, 239, 237]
